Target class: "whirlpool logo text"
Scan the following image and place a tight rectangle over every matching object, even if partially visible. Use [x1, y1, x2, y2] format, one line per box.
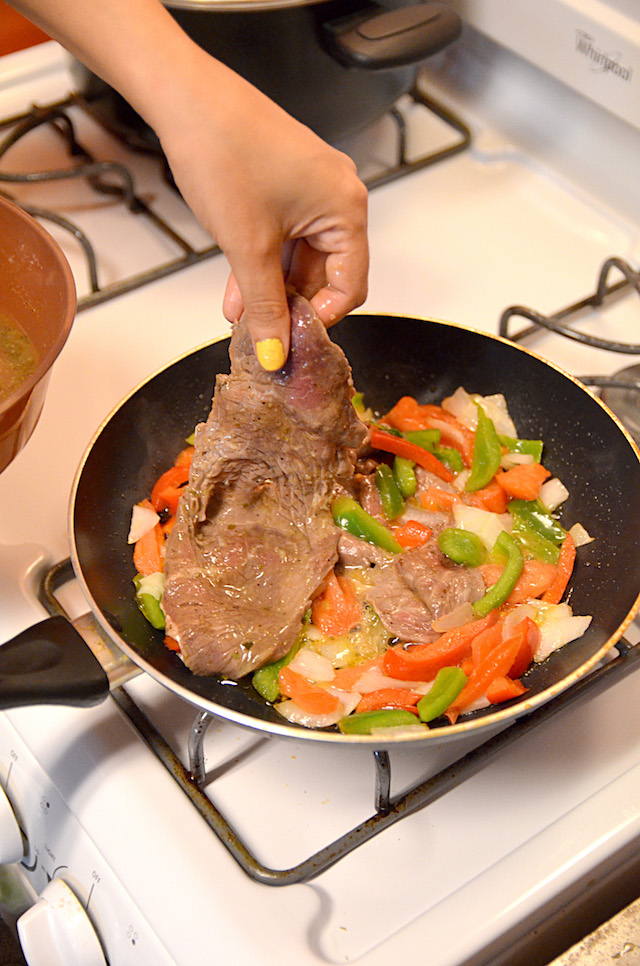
[575, 29, 633, 82]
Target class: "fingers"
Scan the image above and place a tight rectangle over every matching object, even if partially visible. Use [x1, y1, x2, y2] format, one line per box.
[223, 252, 291, 372]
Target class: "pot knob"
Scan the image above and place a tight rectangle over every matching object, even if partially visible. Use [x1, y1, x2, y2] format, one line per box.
[17, 878, 106, 966]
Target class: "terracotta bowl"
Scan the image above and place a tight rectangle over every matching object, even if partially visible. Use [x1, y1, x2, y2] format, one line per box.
[0, 196, 76, 472]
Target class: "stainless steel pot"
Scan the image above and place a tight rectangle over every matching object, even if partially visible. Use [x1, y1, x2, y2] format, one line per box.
[71, 0, 462, 144]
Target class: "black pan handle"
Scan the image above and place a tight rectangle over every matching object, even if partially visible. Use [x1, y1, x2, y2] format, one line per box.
[0, 616, 109, 711]
[322, 2, 462, 71]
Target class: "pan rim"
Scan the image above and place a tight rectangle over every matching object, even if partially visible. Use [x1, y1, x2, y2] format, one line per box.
[68, 313, 640, 747]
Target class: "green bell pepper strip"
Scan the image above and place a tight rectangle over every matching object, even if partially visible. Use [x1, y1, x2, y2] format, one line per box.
[338, 708, 421, 734]
[433, 445, 464, 474]
[352, 391, 366, 415]
[136, 593, 165, 630]
[499, 435, 544, 462]
[252, 640, 302, 703]
[473, 530, 523, 617]
[417, 666, 467, 722]
[404, 429, 441, 450]
[393, 456, 417, 498]
[465, 405, 502, 493]
[133, 574, 166, 630]
[508, 498, 567, 544]
[332, 495, 402, 554]
[375, 463, 405, 520]
[438, 527, 486, 567]
[510, 518, 560, 565]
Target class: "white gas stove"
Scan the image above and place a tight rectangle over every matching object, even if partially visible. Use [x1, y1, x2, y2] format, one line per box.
[2, 3, 640, 963]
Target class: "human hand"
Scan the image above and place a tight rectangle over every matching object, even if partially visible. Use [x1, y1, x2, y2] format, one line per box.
[150, 48, 369, 370]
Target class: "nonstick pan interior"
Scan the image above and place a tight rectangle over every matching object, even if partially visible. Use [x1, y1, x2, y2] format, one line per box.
[70, 315, 640, 745]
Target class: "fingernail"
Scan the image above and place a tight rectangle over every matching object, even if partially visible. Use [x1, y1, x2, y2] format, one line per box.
[256, 338, 285, 371]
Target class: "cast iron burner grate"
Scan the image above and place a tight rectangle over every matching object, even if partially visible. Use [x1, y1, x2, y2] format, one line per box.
[0, 86, 471, 313]
[499, 257, 640, 438]
[39, 557, 640, 887]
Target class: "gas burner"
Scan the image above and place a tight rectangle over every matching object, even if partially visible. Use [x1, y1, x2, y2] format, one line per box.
[499, 257, 640, 352]
[498, 256, 640, 440]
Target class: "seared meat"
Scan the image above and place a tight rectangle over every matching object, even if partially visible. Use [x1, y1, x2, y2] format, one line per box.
[162, 294, 367, 678]
[365, 540, 485, 644]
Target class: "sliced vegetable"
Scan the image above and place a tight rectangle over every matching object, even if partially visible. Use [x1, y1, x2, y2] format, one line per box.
[499, 435, 544, 462]
[394, 519, 433, 549]
[375, 463, 405, 520]
[252, 640, 301, 703]
[393, 456, 417, 498]
[509, 499, 567, 544]
[332, 494, 402, 554]
[133, 501, 164, 576]
[473, 531, 523, 617]
[465, 405, 502, 493]
[383, 611, 498, 681]
[447, 625, 526, 715]
[466, 478, 508, 513]
[356, 688, 423, 713]
[541, 533, 576, 604]
[479, 558, 557, 605]
[486, 676, 527, 703]
[416, 666, 467, 722]
[510, 517, 561, 564]
[496, 462, 551, 501]
[370, 427, 454, 483]
[133, 572, 166, 630]
[278, 666, 340, 716]
[151, 463, 190, 517]
[338, 708, 419, 734]
[438, 527, 486, 567]
[311, 570, 362, 636]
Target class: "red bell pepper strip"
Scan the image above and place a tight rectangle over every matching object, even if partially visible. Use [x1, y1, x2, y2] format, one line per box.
[496, 462, 551, 500]
[541, 533, 576, 604]
[370, 427, 454, 482]
[151, 464, 190, 517]
[393, 520, 433, 548]
[383, 611, 499, 682]
[278, 666, 340, 716]
[447, 626, 525, 715]
[356, 688, 423, 713]
[311, 570, 362, 636]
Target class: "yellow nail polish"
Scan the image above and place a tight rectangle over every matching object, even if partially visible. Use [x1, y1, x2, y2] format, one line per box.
[256, 338, 285, 372]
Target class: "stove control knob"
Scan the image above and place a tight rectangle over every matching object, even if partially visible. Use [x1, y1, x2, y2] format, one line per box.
[17, 878, 106, 966]
[0, 783, 23, 864]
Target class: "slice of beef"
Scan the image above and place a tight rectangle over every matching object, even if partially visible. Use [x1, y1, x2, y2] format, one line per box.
[162, 293, 367, 678]
[365, 540, 485, 644]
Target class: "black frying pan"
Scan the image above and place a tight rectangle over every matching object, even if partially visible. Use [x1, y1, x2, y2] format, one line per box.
[3, 315, 640, 746]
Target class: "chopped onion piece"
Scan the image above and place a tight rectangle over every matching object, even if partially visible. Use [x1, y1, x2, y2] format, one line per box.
[569, 522, 594, 547]
[501, 603, 537, 639]
[534, 615, 592, 663]
[432, 601, 476, 632]
[453, 468, 470, 491]
[501, 452, 534, 470]
[355, 667, 426, 693]
[137, 571, 165, 600]
[128, 503, 160, 544]
[442, 386, 477, 429]
[539, 478, 569, 511]
[472, 393, 517, 437]
[275, 698, 352, 729]
[453, 503, 509, 552]
[288, 648, 335, 683]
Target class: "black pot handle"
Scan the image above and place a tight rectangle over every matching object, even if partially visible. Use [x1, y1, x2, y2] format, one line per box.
[0, 616, 110, 711]
[322, 1, 462, 71]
